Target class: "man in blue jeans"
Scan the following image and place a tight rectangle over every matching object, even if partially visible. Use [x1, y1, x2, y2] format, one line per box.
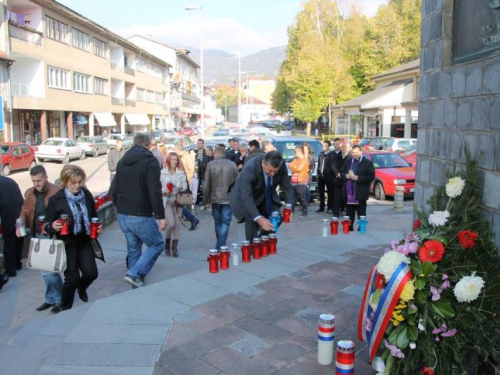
[203, 147, 239, 249]
[111, 134, 167, 288]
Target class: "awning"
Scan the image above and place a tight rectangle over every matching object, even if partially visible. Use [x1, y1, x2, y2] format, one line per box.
[181, 106, 201, 115]
[94, 113, 117, 127]
[125, 114, 150, 126]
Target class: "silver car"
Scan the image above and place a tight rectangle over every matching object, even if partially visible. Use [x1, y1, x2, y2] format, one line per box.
[35, 138, 85, 164]
[106, 134, 132, 150]
[77, 136, 108, 157]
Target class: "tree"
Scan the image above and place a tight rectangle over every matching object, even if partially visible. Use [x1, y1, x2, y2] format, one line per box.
[271, 77, 291, 116]
[214, 84, 238, 119]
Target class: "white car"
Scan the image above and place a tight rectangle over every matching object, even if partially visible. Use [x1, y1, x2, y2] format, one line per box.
[384, 138, 417, 152]
[77, 136, 108, 157]
[35, 138, 85, 164]
[106, 134, 132, 149]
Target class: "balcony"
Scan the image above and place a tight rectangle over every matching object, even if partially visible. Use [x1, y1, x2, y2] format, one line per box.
[126, 99, 136, 107]
[111, 97, 125, 106]
[12, 82, 37, 97]
[110, 61, 120, 70]
[9, 21, 43, 46]
[124, 66, 135, 76]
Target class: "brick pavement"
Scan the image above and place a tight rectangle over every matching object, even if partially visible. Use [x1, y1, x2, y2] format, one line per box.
[0, 199, 412, 374]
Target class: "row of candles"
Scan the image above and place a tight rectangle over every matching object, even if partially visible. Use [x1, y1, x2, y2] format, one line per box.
[207, 233, 279, 273]
[15, 216, 101, 239]
[321, 216, 368, 237]
[318, 314, 355, 374]
[94, 193, 111, 211]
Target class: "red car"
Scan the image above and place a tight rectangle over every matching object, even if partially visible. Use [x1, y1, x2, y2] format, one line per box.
[179, 126, 195, 137]
[0, 142, 36, 176]
[399, 145, 417, 167]
[364, 151, 416, 200]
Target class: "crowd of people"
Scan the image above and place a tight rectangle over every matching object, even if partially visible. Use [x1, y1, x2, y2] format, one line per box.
[0, 132, 375, 311]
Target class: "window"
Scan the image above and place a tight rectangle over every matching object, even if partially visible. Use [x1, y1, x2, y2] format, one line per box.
[136, 58, 147, 73]
[135, 57, 162, 78]
[74, 72, 91, 93]
[46, 17, 68, 43]
[48, 66, 71, 90]
[21, 146, 30, 154]
[137, 88, 146, 102]
[72, 28, 90, 52]
[94, 38, 108, 58]
[94, 77, 108, 95]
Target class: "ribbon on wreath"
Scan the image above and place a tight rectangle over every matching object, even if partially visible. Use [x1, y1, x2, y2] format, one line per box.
[358, 262, 413, 360]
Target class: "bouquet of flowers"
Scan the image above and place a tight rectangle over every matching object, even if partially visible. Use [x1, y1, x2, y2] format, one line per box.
[358, 153, 500, 374]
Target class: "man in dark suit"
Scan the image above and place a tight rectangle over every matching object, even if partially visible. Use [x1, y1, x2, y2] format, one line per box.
[340, 145, 375, 231]
[0, 168, 24, 278]
[316, 140, 337, 213]
[333, 139, 350, 216]
[230, 151, 295, 241]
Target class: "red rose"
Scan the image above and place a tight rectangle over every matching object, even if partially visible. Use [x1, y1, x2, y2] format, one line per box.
[413, 218, 421, 231]
[421, 367, 435, 375]
[457, 230, 478, 249]
[419, 240, 446, 263]
[374, 273, 386, 289]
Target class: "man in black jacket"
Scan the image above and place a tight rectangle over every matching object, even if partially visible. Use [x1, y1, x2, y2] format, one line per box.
[340, 145, 375, 231]
[230, 151, 295, 240]
[111, 134, 167, 288]
[316, 140, 337, 213]
[0, 169, 24, 279]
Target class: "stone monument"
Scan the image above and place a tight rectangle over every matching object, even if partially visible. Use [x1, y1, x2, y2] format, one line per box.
[417, 0, 500, 248]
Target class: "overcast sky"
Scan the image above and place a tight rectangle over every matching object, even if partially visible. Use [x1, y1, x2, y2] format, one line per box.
[59, 0, 388, 56]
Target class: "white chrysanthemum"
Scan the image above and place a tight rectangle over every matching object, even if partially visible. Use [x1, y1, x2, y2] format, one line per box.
[446, 177, 465, 198]
[428, 210, 450, 227]
[409, 342, 417, 349]
[454, 273, 485, 303]
[376, 251, 410, 281]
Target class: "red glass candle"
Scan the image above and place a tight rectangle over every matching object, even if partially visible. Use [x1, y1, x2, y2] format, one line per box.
[268, 233, 277, 254]
[38, 215, 46, 235]
[90, 217, 100, 239]
[219, 246, 230, 270]
[241, 241, 251, 263]
[330, 217, 339, 235]
[252, 238, 262, 259]
[94, 196, 100, 210]
[207, 249, 220, 273]
[342, 216, 351, 234]
[167, 182, 173, 194]
[60, 214, 70, 236]
[283, 203, 292, 223]
[261, 235, 269, 257]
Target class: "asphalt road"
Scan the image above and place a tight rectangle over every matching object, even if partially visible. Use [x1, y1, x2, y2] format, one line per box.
[7, 153, 112, 195]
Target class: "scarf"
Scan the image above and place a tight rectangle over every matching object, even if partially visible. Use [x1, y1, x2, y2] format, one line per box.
[346, 158, 361, 205]
[64, 188, 90, 236]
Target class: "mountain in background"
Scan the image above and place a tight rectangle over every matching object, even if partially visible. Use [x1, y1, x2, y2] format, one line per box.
[183, 45, 286, 84]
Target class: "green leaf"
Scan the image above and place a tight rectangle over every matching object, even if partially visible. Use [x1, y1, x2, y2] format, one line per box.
[431, 299, 455, 319]
[396, 325, 409, 349]
[415, 278, 426, 290]
[416, 290, 427, 305]
[388, 324, 404, 345]
[408, 325, 418, 340]
[410, 260, 422, 276]
[428, 235, 448, 245]
[421, 261, 438, 276]
[384, 354, 395, 375]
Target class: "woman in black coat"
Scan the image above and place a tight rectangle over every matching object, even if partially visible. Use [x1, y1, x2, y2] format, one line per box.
[44, 165, 102, 311]
[340, 145, 375, 231]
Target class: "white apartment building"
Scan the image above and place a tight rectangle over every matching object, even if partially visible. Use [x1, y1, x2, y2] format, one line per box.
[5, 0, 171, 144]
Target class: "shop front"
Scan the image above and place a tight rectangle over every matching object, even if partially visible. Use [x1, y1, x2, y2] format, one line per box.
[14, 109, 42, 145]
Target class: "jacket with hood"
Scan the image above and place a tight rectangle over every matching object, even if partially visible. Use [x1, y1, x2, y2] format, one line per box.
[111, 145, 165, 219]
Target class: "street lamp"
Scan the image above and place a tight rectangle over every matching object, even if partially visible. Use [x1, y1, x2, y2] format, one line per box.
[222, 95, 228, 120]
[232, 52, 242, 131]
[185, 4, 205, 138]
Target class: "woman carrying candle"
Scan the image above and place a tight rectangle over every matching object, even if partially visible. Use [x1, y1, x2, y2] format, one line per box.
[160, 152, 188, 257]
[44, 165, 102, 311]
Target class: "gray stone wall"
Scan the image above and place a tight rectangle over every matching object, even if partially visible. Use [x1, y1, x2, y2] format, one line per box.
[417, 0, 500, 248]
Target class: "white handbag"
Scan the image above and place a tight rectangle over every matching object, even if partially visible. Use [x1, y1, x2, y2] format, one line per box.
[26, 236, 67, 273]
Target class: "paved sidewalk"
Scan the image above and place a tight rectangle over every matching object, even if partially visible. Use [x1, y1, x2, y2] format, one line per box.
[0, 199, 412, 375]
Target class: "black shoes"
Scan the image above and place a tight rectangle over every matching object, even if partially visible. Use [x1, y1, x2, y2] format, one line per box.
[0, 273, 9, 292]
[6, 271, 16, 277]
[51, 305, 63, 313]
[189, 219, 199, 231]
[17, 262, 23, 270]
[316, 208, 324, 213]
[36, 302, 54, 311]
[78, 289, 89, 303]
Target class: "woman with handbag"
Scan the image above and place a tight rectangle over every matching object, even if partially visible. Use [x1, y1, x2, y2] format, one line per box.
[160, 153, 188, 257]
[44, 165, 102, 311]
[288, 146, 310, 218]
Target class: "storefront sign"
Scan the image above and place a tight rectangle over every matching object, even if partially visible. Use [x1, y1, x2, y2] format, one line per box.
[453, 0, 500, 64]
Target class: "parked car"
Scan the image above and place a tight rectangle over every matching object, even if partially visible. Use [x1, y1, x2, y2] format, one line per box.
[0, 142, 36, 176]
[246, 126, 271, 136]
[358, 137, 393, 151]
[281, 120, 294, 131]
[77, 136, 108, 157]
[106, 134, 132, 150]
[363, 151, 416, 200]
[180, 127, 195, 137]
[35, 138, 85, 164]
[398, 144, 417, 166]
[263, 136, 322, 199]
[150, 130, 163, 142]
[163, 136, 193, 150]
[384, 138, 417, 152]
[213, 128, 230, 136]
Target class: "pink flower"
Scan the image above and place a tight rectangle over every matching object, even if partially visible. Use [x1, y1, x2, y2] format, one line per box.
[365, 318, 373, 332]
[441, 329, 457, 337]
[384, 340, 405, 358]
[409, 242, 419, 253]
[432, 324, 447, 334]
[430, 286, 441, 301]
[442, 274, 449, 281]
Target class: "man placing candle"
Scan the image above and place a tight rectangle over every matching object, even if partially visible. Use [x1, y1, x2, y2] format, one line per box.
[340, 145, 375, 231]
[230, 151, 295, 241]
